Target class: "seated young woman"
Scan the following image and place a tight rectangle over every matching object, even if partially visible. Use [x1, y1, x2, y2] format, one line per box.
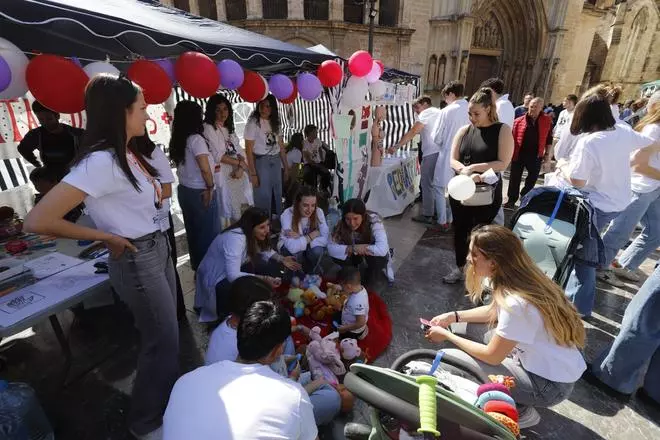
[278, 186, 329, 274]
[195, 207, 301, 322]
[425, 225, 586, 428]
[328, 198, 389, 290]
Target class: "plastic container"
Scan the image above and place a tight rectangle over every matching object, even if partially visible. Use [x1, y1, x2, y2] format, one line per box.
[0, 380, 54, 440]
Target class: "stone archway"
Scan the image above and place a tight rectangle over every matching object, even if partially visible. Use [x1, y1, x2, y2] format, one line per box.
[469, 0, 547, 102]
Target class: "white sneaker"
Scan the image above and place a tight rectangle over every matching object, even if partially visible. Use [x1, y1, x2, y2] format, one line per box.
[443, 267, 465, 284]
[518, 406, 541, 429]
[596, 269, 625, 287]
[612, 266, 641, 282]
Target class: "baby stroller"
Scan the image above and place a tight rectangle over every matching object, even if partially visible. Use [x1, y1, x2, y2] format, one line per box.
[343, 349, 518, 440]
[509, 188, 592, 288]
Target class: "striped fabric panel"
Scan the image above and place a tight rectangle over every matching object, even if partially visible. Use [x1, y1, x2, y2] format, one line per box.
[0, 158, 29, 191]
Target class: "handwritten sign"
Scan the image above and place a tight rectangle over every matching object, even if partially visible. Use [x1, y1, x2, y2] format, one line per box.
[0, 291, 44, 314]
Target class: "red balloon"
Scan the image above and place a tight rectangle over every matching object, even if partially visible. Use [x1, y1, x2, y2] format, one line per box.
[348, 50, 373, 77]
[127, 60, 172, 104]
[26, 54, 88, 113]
[175, 51, 219, 98]
[280, 83, 298, 104]
[317, 60, 342, 88]
[238, 71, 268, 103]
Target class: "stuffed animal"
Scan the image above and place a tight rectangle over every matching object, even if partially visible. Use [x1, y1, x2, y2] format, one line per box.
[291, 276, 301, 288]
[302, 274, 322, 289]
[306, 330, 346, 384]
[326, 291, 347, 312]
[293, 300, 305, 318]
[308, 284, 327, 300]
[301, 290, 318, 306]
[287, 287, 305, 303]
[339, 338, 362, 361]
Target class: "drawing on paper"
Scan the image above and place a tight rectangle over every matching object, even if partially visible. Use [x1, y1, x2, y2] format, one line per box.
[0, 292, 45, 314]
[23, 253, 83, 280]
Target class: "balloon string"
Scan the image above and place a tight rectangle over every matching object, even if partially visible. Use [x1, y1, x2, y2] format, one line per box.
[0, 12, 321, 68]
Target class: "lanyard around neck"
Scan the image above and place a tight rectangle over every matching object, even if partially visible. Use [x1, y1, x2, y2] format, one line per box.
[126, 151, 163, 209]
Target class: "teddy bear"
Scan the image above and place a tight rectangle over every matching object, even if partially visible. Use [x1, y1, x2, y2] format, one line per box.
[305, 327, 346, 385]
[339, 338, 366, 368]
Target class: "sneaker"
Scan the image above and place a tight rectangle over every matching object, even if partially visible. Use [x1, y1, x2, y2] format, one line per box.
[443, 267, 465, 284]
[427, 223, 452, 233]
[517, 406, 541, 429]
[612, 266, 641, 282]
[412, 215, 434, 225]
[596, 269, 625, 287]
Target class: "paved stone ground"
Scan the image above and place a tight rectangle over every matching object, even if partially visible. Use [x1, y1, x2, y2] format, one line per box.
[1, 200, 659, 439]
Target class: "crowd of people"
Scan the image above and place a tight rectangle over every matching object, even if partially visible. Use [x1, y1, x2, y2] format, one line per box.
[13, 69, 660, 439]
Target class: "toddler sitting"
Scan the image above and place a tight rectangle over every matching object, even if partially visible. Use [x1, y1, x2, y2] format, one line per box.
[335, 266, 369, 340]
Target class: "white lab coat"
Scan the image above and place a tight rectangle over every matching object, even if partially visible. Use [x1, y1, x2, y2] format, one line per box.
[432, 99, 470, 187]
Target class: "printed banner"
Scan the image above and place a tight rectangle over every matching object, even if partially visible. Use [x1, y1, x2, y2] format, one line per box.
[365, 152, 420, 218]
[333, 106, 372, 202]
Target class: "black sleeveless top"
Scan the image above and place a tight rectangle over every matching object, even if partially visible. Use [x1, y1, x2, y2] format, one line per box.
[458, 123, 503, 166]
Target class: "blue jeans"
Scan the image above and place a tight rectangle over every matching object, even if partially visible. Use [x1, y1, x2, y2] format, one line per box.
[421, 152, 439, 217]
[565, 208, 619, 317]
[592, 265, 660, 402]
[282, 245, 325, 274]
[254, 155, 283, 218]
[433, 186, 453, 225]
[177, 185, 220, 270]
[602, 187, 660, 271]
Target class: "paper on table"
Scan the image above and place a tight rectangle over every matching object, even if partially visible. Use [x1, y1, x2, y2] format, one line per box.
[23, 252, 85, 280]
[481, 168, 499, 185]
[0, 259, 109, 330]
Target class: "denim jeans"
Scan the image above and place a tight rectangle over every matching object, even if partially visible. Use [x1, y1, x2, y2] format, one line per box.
[592, 265, 660, 402]
[433, 186, 453, 225]
[108, 231, 179, 435]
[421, 152, 439, 217]
[281, 245, 325, 274]
[444, 323, 575, 407]
[254, 154, 283, 218]
[565, 208, 619, 317]
[602, 187, 660, 271]
[177, 184, 220, 270]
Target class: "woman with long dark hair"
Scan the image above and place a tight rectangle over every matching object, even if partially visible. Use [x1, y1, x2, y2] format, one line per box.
[135, 132, 185, 320]
[278, 186, 329, 273]
[426, 226, 586, 428]
[24, 75, 178, 438]
[170, 100, 219, 270]
[195, 207, 301, 322]
[244, 95, 289, 218]
[203, 94, 252, 223]
[443, 87, 514, 284]
[328, 198, 389, 289]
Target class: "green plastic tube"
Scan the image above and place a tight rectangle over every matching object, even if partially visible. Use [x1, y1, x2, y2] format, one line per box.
[416, 375, 440, 437]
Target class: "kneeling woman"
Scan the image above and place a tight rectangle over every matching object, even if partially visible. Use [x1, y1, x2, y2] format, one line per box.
[278, 186, 329, 274]
[328, 198, 389, 289]
[426, 225, 586, 428]
[195, 207, 301, 322]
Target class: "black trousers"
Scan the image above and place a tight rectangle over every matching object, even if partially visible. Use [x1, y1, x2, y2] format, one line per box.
[166, 213, 186, 320]
[449, 183, 502, 268]
[507, 155, 542, 205]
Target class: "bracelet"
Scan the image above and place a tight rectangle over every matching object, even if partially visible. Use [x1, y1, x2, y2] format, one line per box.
[454, 311, 460, 323]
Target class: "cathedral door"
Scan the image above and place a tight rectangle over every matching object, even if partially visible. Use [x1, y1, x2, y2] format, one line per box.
[465, 55, 498, 96]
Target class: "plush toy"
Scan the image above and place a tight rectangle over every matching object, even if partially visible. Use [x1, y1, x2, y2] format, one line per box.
[302, 274, 322, 289]
[287, 287, 305, 303]
[301, 290, 318, 306]
[306, 328, 346, 384]
[335, 384, 355, 413]
[293, 300, 305, 318]
[326, 291, 347, 312]
[339, 338, 362, 361]
[308, 284, 327, 300]
[309, 303, 334, 321]
[291, 276, 301, 288]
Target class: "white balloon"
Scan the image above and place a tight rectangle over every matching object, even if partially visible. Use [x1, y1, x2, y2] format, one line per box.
[369, 80, 386, 97]
[365, 61, 382, 84]
[447, 175, 476, 201]
[83, 61, 120, 78]
[340, 76, 368, 109]
[0, 37, 29, 100]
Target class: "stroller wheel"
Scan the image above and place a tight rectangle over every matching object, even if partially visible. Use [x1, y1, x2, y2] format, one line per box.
[390, 348, 490, 384]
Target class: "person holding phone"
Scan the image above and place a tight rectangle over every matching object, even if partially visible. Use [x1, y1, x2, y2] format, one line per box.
[195, 207, 301, 323]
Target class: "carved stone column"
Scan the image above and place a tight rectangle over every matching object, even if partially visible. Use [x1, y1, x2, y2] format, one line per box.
[246, 0, 262, 19]
[215, 0, 227, 21]
[330, 0, 344, 21]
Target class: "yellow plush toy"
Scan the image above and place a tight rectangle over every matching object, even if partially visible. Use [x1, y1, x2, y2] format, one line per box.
[287, 287, 305, 303]
[302, 289, 318, 306]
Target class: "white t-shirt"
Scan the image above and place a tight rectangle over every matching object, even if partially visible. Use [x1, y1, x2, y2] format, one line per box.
[432, 99, 470, 187]
[205, 318, 238, 365]
[553, 109, 573, 140]
[287, 149, 303, 167]
[569, 124, 655, 212]
[176, 134, 214, 190]
[163, 361, 317, 440]
[145, 145, 175, 232]
[244, 118, 280, 156]
[303, 138, 324, 164]
[63, 151, 160, 239]
[631, 124, 660, 193]
[417, 107, 442, 156]
[496, 95, 515, 128]
[610, 104, 620, 120]
[341, 287, 369, 333]
[496, 294, 586, 383]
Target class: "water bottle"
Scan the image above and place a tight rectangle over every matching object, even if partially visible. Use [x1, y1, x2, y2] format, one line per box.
[0, 380, 54, 440]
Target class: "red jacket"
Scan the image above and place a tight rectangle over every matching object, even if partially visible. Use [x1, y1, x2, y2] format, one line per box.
[512, 113, 553, 161]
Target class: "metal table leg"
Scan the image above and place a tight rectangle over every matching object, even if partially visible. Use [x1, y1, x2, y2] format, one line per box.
[48, 314, 72, 386]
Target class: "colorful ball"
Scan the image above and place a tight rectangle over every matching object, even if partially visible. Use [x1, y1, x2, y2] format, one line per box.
[237, 71, 268, 103]
[483, 400, 518, 422]
[280, 83, 298, 104]
[217, 59, 244, 90]
[175, 51, 219, 98]
[26, 54, 88, 113]
[269, 74, 294, 100]
[317, 60, 343, 88]
[127, 59, 172, 104]
[297, 73, 322, 101]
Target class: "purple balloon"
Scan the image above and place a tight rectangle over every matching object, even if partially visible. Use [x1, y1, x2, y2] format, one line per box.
[155, 59, 176, 83]
[297, 73, 322, 101]
[0, 55, 11, 93]
[217, 59, 244, 90]
[268, 74, 293, 100]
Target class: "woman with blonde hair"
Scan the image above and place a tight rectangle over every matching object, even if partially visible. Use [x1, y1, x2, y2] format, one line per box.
[426, 225, 586, 427]
[599, 91, 660, 285]
[443, 87, 514, 284]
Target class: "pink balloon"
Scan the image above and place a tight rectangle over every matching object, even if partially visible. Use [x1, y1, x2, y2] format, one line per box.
[348, 50, 373, 77]
[365, 61, 382, 84]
